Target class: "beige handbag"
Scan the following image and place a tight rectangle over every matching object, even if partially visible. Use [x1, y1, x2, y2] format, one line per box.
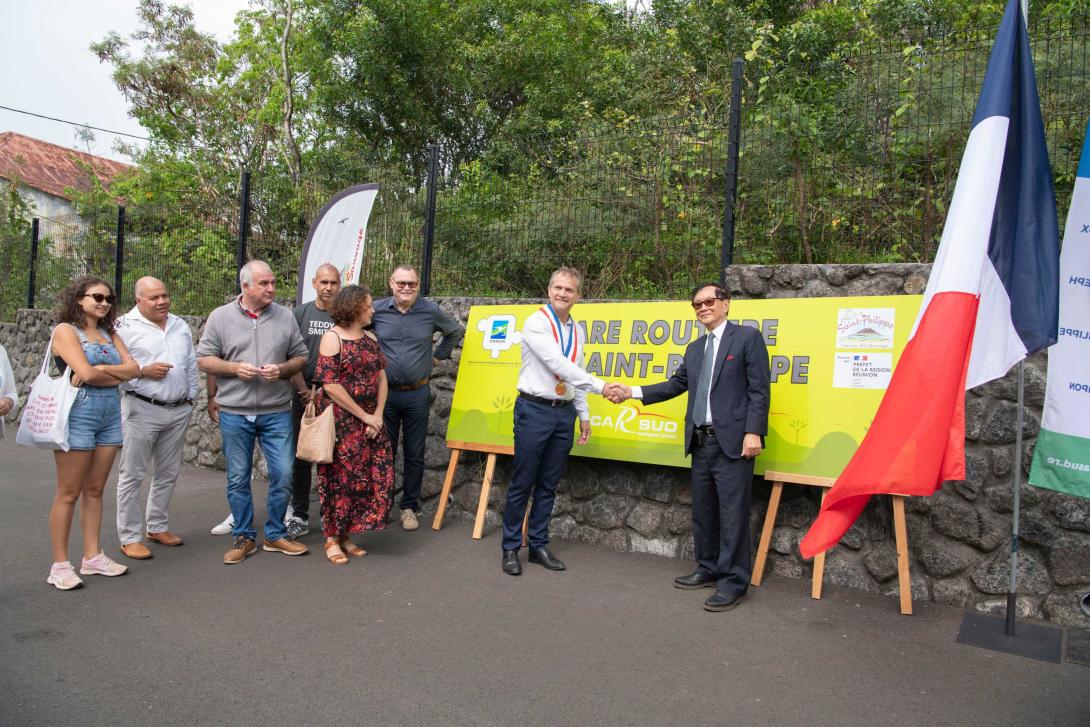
[297, 386, 335, 464]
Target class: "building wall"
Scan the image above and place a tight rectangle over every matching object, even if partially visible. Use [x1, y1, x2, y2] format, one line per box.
[0, 179, 76, 219]
[2, 263, 1088, 626]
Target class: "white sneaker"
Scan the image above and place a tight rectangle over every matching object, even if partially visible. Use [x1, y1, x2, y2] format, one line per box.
[79, 552, 128, 577]
[47, 561, 83, 590]
[400, 509, 419, 531]
[211, 514, 234, 536]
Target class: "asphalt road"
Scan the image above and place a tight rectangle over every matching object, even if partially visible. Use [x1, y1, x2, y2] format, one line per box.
[2, 436, 1088, 726]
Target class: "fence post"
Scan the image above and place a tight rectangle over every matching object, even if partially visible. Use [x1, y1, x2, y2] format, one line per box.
[27, 218, 39, 309]
[236, 169, 252, 293]
[421, 143, 439, 296]
[721, 57, 745, 282]
[115, 206, 126, 300]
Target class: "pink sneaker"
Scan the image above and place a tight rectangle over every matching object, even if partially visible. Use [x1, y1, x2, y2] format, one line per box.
[47, 562, 84, 590]
[79, 552, 128, 577]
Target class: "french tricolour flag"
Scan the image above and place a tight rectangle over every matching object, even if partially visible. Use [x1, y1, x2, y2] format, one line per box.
[800, 0, 1060, 559]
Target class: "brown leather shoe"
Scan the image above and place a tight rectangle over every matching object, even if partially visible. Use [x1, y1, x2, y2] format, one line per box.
[262, 538, 308, 556]
[224, 536, 256, 564]
[146, 531, 183, 546]
[120, 542, 152, 560]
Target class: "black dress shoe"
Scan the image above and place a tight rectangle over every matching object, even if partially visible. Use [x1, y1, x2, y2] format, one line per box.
[502, 549, 522, 576]
[704, 590, 746, 612]
[674, 570, 717, 589]
[527, 546, 565, 571]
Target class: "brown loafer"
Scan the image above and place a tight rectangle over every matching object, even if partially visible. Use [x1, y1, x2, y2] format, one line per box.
[146, 531, 184, 547]
[121, 542, 153, 560]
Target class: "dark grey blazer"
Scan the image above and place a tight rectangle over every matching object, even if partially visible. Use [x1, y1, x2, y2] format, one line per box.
[642, 322, 770, 459]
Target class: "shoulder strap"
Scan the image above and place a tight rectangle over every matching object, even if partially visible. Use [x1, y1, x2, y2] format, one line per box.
[43, 326, 68, 375]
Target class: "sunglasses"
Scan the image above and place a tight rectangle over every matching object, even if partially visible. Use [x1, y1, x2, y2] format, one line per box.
[691, 296, 726, 310]
[393, 280, 419, 289]
[84, 293, 116, 305]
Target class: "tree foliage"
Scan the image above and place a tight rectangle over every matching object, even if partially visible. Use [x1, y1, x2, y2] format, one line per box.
[26, 0, 1083, 309]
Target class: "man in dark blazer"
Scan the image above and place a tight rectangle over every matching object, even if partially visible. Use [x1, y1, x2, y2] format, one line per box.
[610, 282, 770, 611]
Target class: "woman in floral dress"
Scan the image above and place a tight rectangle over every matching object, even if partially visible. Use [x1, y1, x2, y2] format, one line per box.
[313, 285, 394, 564]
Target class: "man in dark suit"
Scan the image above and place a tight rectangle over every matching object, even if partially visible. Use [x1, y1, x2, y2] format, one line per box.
[610, 282, 770, 611]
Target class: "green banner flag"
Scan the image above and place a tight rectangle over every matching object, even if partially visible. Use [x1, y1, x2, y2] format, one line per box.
[1029, 116, 1090, 498]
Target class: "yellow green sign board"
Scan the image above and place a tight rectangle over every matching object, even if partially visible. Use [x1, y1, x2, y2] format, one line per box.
[447, 296, 922, 477]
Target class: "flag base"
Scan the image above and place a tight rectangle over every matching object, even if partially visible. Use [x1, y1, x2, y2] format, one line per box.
[1067, 629, 1090, 667]
[956, 612, 1062, 663]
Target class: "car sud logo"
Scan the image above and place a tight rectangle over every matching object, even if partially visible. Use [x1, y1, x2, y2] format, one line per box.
[592, 403, 678, 439]
[477, 314, 522, 359]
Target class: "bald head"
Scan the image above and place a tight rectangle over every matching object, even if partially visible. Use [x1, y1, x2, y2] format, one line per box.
[135, 276, 171, 325]
[134, 276, 164, 300]
[312, 263, 342, 309]
[315, 263, 340, 279]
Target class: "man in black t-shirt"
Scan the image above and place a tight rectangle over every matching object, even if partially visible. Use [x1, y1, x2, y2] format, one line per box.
[285, 263, 342, 538]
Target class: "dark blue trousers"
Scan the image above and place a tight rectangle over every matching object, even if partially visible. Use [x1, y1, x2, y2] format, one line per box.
[383, 385, 431, 512]
[690, 436, 754, 595]
[502, 397, 575, 551]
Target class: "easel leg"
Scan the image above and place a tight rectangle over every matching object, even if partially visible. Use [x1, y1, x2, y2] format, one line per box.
[892, 495, 913, 615]
[811, 489, 827, 600]
[751, 481, 784, 587]
[431, 449, 462, 531]
[472, 453, 497, 540]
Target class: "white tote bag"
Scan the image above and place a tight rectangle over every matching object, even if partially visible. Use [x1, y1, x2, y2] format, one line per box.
[16, 330, 79, 451]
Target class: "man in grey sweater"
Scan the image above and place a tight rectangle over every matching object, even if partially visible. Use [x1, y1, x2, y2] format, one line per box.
[196, 261, 309, 564]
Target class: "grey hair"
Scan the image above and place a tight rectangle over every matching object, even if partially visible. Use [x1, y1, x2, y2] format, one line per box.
[239, 260, 272, 287]
[549, 266, 583, 291]
[390, 264, 418, 278]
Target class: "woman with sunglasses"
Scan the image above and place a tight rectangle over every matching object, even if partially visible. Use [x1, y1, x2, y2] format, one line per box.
[46, 277, 141, 590]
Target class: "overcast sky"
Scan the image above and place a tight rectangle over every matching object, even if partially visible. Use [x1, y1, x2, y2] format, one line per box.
[0, 1, 250, 162]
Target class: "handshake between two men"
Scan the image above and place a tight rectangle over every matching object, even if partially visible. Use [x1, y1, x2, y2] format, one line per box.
[601, 382, 632, 404]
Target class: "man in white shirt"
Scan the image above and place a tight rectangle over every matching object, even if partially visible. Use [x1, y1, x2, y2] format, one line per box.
[114, 277, 199, 559]
[501, 267, 611, 576]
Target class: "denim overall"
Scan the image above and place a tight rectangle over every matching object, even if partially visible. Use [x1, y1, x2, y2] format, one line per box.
[64, 325, 124, 450]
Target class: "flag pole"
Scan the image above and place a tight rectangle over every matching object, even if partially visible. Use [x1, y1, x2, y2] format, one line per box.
[952, 0, 1063, 661]
[1005, 362, 1024, 635]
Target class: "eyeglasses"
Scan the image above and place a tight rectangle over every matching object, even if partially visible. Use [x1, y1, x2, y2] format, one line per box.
[393, 280, 419, 289]
[84, 293, 116, 305]
[691, 296, 726, 310]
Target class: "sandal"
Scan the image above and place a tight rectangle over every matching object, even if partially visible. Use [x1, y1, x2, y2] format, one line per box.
[324, 540, 348, 565]
[339, 538, 367, 558]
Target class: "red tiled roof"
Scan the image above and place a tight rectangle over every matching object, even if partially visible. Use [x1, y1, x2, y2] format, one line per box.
[0, 131, 132, 200]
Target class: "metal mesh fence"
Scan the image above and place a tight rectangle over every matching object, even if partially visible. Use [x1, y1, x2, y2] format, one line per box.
[8, 14, 1089, 314]
[735, 14, 1090, 265]
[431, 120, 731, 299]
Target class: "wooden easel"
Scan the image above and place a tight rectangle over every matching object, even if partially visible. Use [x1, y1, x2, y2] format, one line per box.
[751, 470, 913, 615]
[432, 440, 529, 541]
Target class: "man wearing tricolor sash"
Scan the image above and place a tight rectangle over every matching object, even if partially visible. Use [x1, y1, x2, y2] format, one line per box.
[501, 267, 611, 576]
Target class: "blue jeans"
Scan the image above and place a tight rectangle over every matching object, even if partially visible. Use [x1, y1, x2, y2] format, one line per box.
[220, 411, 294, 541]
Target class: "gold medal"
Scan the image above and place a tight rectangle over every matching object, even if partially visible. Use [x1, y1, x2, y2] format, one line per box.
[555, 382, 567, 396]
